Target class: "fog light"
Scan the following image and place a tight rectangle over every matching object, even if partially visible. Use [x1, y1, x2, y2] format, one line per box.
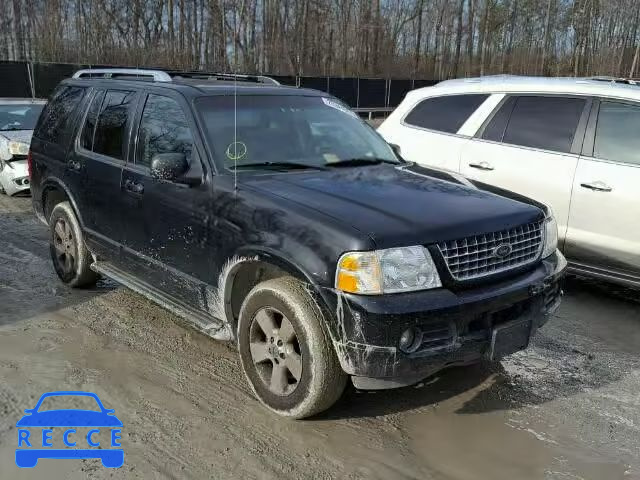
[399, 327, 421, 353]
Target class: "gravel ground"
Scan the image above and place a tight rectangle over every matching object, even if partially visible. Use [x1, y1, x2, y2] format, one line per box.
[0, 194, 639, 480]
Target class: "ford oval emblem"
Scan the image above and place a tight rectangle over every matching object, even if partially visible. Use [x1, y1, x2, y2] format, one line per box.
[493, 243, 513, 258]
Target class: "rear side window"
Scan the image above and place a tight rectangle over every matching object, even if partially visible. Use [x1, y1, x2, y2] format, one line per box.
[136, 94, 193, 167]
[501, 96, 585, 153]
[92, 90, 136, 160]
[593, 101, 640, 165]
[35, 86, 86, 145]
[403, 94, 489, 134]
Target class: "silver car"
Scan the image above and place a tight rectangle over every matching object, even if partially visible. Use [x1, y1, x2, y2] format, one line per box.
[0, 98, 46, 196]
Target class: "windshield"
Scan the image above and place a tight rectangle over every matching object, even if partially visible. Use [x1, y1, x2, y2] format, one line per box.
[0, 103, 44, 131]
[196, 95, 398, 170]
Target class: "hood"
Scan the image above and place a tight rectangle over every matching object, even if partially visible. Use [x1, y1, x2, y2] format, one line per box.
[240, 163, 544, 249]
[0, 130, 33, 144]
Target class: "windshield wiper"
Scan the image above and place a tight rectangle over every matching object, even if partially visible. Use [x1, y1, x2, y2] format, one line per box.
[325, 157, 400, 168]
[229, 161, 326, 171]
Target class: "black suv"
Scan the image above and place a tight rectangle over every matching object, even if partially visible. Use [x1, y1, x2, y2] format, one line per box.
[30, 69, 565, 418]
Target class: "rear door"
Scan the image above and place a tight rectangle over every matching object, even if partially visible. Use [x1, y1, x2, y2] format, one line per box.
[382, 94, 490, 171]
[119, 90, 212, 304]
[73, 89, 138, 260]
[566, 99, 640, 282]
[459, 95, 590, 244]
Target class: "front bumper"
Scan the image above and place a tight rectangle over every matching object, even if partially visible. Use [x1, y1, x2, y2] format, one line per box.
[322, 251, 566, 389]
[0, 159, 30, 195]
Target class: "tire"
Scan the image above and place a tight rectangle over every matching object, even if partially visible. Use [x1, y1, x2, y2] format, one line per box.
[237, 277, 347, 419]
[49, 201, 99, 288]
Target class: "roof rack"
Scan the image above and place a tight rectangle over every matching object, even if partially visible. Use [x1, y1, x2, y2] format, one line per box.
[72, 69, 172, 82]
[72, 68, 280, 85]
[169, 71, 280, 85]
[587, 76, 639, 86]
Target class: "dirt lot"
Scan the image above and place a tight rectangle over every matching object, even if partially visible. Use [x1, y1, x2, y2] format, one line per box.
[0, 194, 639, 480]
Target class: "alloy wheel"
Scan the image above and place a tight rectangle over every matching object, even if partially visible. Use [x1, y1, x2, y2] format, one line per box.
[52, 218, 77, 276]
[249, 307, 303, 396]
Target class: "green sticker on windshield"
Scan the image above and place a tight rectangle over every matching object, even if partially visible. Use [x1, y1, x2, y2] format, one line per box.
[226, 141, 247, 161]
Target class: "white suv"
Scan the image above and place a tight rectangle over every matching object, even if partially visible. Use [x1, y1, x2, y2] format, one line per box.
[378, 75, 640, 288]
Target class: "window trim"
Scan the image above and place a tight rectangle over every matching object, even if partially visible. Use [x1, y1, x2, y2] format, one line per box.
[78, 89, 106, 154]
[582, 97, 640, 168]
[472, 93, 592, 156]
[399, 93, 490, 138]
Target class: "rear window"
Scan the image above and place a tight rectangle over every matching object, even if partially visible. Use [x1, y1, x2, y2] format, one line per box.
[500, 96, 585, 153]
[34, 86, 86, 145]
[403, 94, 489, 134]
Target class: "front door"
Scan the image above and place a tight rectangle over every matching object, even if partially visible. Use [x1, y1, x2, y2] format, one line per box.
[120, 91, 213, 306]
[566, 99, 640, 282]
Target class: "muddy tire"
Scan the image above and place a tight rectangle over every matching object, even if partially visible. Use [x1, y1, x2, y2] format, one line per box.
[237, 277, 347, 419]
[49, 201, 99, 288]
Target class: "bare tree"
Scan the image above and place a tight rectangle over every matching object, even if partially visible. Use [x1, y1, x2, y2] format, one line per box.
[1, 0, 640, 80]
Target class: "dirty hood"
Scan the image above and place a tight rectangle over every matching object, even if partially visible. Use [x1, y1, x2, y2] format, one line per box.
[241, 163, 544, 249]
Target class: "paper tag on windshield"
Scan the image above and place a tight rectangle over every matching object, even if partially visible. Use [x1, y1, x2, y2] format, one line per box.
[322, 97, 359, 119]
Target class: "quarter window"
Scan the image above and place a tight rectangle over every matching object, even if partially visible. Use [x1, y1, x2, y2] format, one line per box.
[501, 96, 585, 153]
[403, 94, 489, 134]
[34, 86, 86, 145]
[593, 101, 640, 165]
[136, 94, 193, 167]
[92, 90, 136, 160]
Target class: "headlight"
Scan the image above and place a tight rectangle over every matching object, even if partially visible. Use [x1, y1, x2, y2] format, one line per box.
[336, 246, 442, 295]
[541, 216, 558, 259]
[8, 141, 29, 156]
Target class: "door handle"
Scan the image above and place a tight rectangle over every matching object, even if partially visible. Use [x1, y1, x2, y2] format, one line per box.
[67, 160, 82, 172]
[580, 181, 612, 192]
[468, 161, 494, 171]
[124, 178, 144, 194]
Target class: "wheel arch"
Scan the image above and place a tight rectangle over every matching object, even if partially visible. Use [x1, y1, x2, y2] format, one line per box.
[219, 247, 332, 341]
[41, 177, 84, 226]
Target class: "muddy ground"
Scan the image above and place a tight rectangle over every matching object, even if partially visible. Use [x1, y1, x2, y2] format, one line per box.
[0, 194, 639, 480]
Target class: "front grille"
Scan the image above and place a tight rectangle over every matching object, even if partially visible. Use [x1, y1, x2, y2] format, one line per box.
[437, 221, 543, 281]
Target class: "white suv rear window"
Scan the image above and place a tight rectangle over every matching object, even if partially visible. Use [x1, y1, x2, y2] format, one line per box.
[403, 94, 488, 134]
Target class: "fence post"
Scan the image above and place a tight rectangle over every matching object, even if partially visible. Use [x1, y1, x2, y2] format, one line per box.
[26, 62, 36, 98]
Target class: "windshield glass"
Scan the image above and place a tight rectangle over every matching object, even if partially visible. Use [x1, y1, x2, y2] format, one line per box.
[196, 95, 398, 170]
[0, 103, 44, 131]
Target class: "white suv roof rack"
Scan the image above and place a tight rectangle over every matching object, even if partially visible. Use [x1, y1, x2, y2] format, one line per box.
[72, 69, 172, 82]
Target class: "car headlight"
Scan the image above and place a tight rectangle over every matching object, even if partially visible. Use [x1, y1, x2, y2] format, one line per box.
[336, 246, 442, 294]
[541, 216, 558, 259]
[8, 141, 29, 156]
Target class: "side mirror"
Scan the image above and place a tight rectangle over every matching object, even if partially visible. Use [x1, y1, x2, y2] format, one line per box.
[150, 153, 189, 182]
[389, 143, 402, 157]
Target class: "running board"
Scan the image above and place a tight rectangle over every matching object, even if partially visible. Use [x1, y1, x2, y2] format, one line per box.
[91, 261, 231, 341]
